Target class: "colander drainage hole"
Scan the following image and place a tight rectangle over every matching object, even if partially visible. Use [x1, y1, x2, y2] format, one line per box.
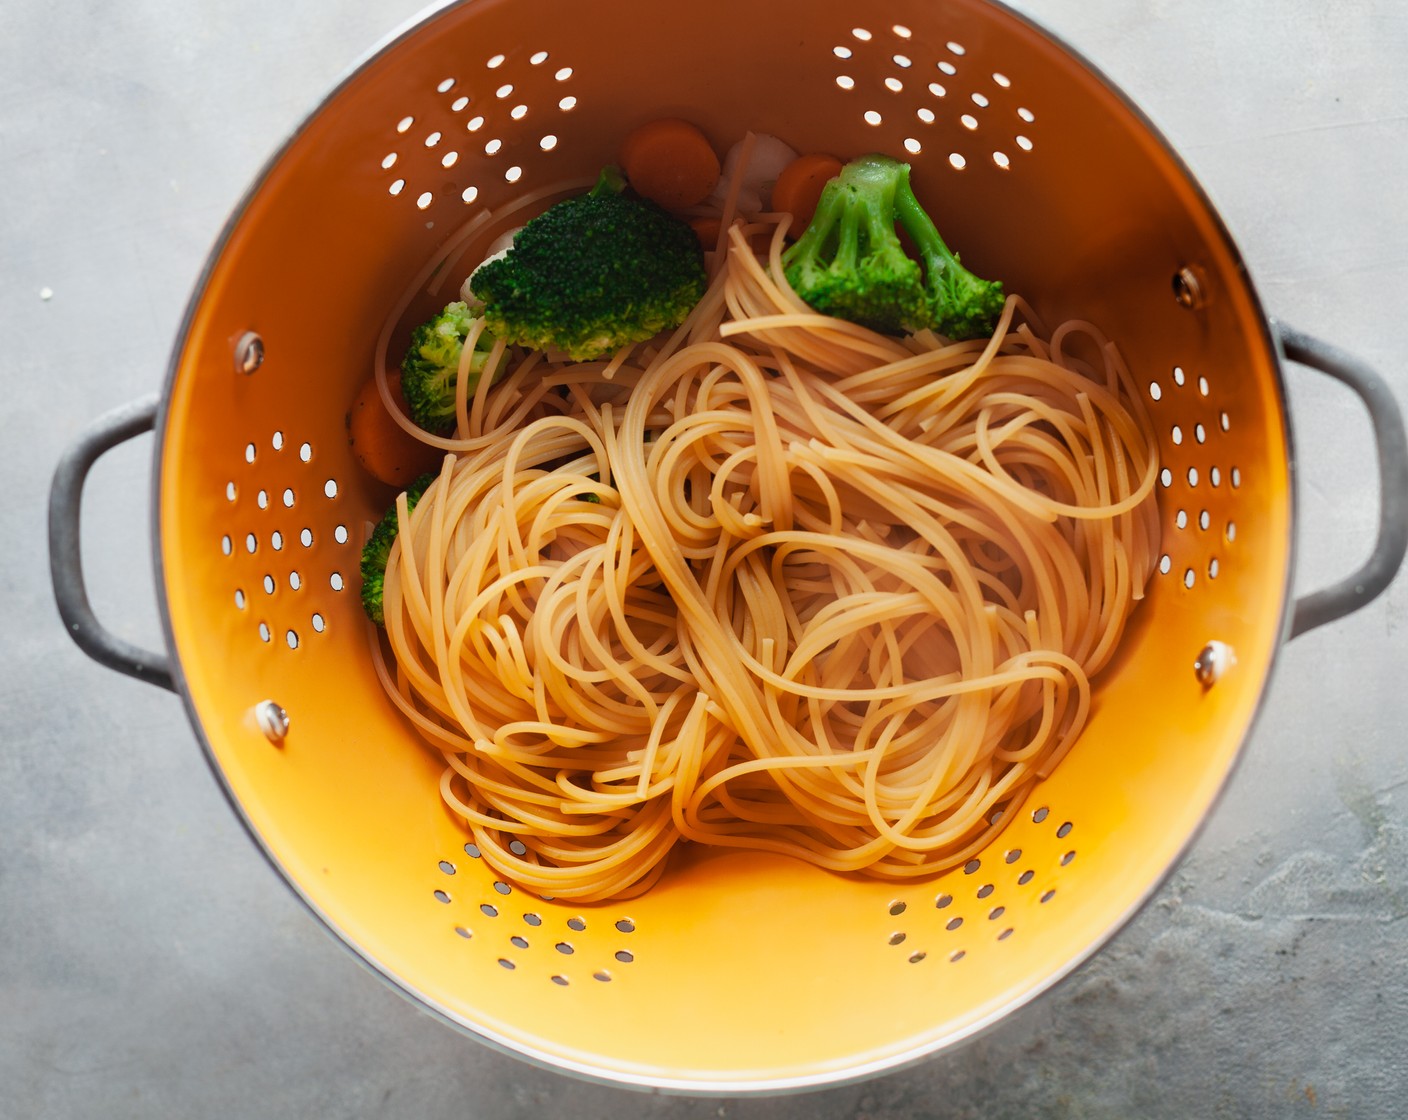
[908, 951, 926, 964]
[615, 918, 635, 933]
[935, 893, 953, 909]
[1041, 889, 1057, 904]
[492, 880, 512, 895]
[950, 950, 966, 963]
[888, 900, 907, 916]
[1032, 806, 1049, 823]
[1061, 850, 1077, 866]
[976, 883, 993, 899]
[888, 932, 906, 946]
[464, 843, 481, 858]
[555, 942, 575, 955]
[523, 912, 543, 927]
[498, 958, 515, 970]
[510, 935, 529, 949]
[593, 971, 612, 982]
[480, 903, 498, 917]
[1005, 848, 1022, 863]
[438, 860, 456, 875]
[946, 917, 963, 931]
[1018, 870, 1034, 885]
[433, 890, 450, 904]
[963, 858, 980, 874]
[454, 926, 472, 939]
[614, 950, 634, 963]
[567, 917, 586, 931]
[551, 975, 569, 986]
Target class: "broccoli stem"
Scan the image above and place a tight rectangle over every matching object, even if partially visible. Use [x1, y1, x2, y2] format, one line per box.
[592, 165, 627, 197]
[892, 173, 1006, 340]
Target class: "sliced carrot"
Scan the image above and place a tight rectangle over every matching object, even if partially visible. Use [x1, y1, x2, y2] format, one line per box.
[689, 215, 771, 255]
[689, 215, 722, 249]
[347, 370, 442, 487]
[619, 118, 721, 209]
[771, 153, 843, 233]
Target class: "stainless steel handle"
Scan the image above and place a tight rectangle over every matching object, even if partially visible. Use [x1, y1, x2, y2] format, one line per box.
[48, 393, 175, 691]
[1277, 323, 1408, 639]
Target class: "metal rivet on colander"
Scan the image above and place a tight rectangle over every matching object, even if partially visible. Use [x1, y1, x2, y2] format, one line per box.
[1172, 266, 1206, 309]
[1193, 641, 1234, 687]
[235, 331, 265, 375]
[254, 699, 289, 743]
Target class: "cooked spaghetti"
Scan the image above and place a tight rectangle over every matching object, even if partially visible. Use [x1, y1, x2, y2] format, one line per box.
[369, 213, 1160, 902]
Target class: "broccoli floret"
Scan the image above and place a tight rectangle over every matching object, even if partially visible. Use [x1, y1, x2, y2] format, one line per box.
[782, 154, 1004, 340]
[360, 473, 435, 626]
[782, 155, 929, 335]
[469, 167, 706, 361]
[400, 301, 504, 433]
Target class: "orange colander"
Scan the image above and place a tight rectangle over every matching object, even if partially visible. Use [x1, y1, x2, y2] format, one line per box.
[48, 0, 1408, 1093]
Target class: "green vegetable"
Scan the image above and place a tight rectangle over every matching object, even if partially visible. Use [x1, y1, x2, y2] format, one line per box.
[359, 473, 435, 626]
[400, 301, 505, 433]
[782, 154, 1004, 340]
[470, 167, 707, 361]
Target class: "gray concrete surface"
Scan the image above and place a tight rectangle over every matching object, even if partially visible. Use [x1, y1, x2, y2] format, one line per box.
[3, 0, 1406, 1116]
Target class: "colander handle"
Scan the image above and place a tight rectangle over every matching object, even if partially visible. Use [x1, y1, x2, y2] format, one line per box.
[48, 393, 175, 691]
[1278, 324, 1408, 638]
